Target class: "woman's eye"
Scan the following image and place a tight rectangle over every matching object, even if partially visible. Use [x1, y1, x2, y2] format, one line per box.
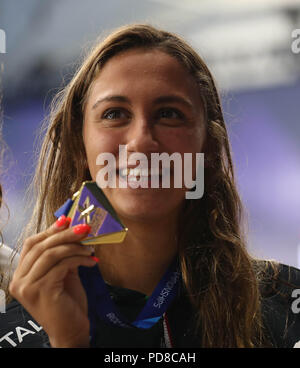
[102, 109, 127, 120]
[160, 109, 180, 118]
[157, 108, 184, 125]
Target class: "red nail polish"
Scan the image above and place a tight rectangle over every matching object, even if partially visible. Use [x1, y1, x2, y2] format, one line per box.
[55, 215, 67, 228]
[90, 256, 99, 263]
[72, 224, 91, 235]
[66, 217, 72, 225]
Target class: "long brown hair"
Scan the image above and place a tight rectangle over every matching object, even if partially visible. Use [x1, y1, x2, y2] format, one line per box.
[23, 24, 272, 347]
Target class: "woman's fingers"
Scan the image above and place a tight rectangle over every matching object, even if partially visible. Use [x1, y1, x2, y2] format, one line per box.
[16, 222, 92, 278]
[10, 253, 97, 302]
[22, 243, 95, 283]
[19, 215, 72, 263]
[34, 254, 97, 288]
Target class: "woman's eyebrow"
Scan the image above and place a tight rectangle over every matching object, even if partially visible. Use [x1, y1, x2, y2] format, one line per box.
[91, 94, 194, 110]
[92, 95, 131, 110]
[153, 95, 194, 109]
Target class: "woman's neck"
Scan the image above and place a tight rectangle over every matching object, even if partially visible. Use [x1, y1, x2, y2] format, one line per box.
[94, 216, 179, 295]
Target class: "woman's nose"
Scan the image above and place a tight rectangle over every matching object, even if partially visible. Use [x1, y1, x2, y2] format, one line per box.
[125, 117, 159, 154]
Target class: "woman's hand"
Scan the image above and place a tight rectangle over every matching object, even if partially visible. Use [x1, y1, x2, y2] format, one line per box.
[9, 215, 97, 348]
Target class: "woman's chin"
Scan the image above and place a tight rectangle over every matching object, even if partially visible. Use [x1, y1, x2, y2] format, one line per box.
[111, 197, 179, 224]
[101, 187, 185, 223]
[115, 203, 170, 223]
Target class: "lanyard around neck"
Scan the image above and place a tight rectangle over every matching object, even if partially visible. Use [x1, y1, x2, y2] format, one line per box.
[79, 258, 181, 343]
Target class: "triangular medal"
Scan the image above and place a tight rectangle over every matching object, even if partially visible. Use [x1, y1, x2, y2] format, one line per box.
[56, 181, 127, 245]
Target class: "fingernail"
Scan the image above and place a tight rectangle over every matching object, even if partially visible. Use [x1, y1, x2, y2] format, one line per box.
[90, 255, 99, 263]
[72, 224, 91, 235]
[66, 217, 72, 225]
[55, 215, 67, 228]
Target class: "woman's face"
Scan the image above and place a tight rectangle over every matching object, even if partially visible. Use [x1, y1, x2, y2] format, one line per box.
[83, 48, 206, 224]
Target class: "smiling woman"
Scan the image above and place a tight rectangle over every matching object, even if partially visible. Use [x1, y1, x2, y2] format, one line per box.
[83, 47, 205, 226]
[5, 24, 300, 348]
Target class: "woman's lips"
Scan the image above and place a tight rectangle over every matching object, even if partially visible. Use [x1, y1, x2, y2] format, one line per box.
[117, 167, 171, 186]
[119, 167, 161, 177]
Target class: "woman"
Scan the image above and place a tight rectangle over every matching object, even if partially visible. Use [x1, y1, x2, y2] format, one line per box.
[8, 24, 300, 348]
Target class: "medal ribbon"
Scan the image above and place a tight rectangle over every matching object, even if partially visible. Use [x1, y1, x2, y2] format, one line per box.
[55, 199, 181, 344]
[79, 258, 180, 344]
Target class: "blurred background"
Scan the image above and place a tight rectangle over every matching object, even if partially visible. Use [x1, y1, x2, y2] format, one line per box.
[0, 0, 299, 267]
